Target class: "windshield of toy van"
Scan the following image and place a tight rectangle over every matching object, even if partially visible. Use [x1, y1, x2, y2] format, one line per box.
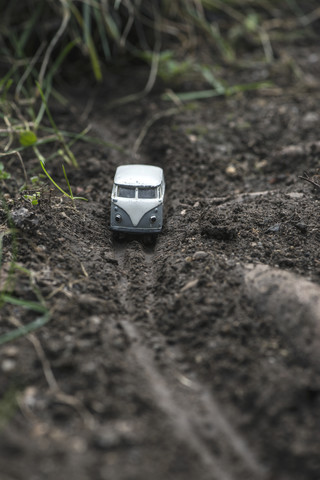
[118, 186, 135, 198]
[138, 187, 156, 199]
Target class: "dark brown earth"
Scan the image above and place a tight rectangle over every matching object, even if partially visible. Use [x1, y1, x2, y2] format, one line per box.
[1, 40, 320, 480]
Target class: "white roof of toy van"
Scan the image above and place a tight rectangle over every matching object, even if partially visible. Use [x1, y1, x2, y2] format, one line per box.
[114, 164, 163, 187]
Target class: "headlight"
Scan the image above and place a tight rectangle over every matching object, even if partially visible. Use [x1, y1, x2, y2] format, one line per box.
[115, 214, 122, 223]
[150, 215, 156, 223]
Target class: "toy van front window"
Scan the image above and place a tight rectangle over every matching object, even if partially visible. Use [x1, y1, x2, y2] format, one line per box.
[138, 187, 157, 199]
[118, 186, 135, 198]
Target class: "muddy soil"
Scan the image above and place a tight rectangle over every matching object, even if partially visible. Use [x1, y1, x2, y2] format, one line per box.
[1, 40, 320, 480]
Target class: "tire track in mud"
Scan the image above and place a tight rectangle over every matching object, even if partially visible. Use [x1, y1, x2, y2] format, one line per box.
[113, 239, 268, 480]
[65, 86, 320, 480]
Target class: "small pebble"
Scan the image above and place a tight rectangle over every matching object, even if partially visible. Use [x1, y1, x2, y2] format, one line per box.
[188, 134, 197, 143]
[23, 387, 38, 408]
[89, 315, 102, 326]
[265, 224, 280, 233]
[302, 112, 319, 126]
[286, 192, 304, 199]
[279, 145, 304, 157]
[193, 251, 208, 260]
[2, 359, 16, 372]
[226, 165, 237, 176]
[3, 346, 18, 357]
[295, 222, 307, 233]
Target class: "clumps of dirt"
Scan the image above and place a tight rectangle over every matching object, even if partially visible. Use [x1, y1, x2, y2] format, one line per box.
[10, 207, 40, 231]
[201, 223, 237, 240]
[200, 209, 237, 240]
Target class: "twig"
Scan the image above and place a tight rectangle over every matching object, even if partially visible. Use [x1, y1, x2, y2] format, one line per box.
[132, 107, 179, 156]
[15, 42, 46, 104]
[299, 172, 320, 191]
[119, 0, 135, 48]
[15, 151, 29, 185]
[38, 0, 70, 86]
[9, 315, 95, 429]
[106, 3, 162, 108]
[9, 316, 57, 391]
[3, 116, 14, 152]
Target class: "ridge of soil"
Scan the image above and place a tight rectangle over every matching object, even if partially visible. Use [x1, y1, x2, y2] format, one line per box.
[1, 41, 320, 480]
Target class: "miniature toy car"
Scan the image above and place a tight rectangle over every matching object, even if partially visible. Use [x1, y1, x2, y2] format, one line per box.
[110, 164, 165, 235]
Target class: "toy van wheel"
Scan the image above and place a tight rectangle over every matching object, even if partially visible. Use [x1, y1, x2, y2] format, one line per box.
[112, 231, 124, 242]
[143, 234, 157, 246]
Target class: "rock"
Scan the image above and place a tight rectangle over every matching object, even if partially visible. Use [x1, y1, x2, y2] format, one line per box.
[92, 422, 138, 450]
[201, 224, 237, 240]
[1, 359, 16, 372]
[302, 112, 319, 127]
[244, 264, 320, 364]
[286, 192, 304, 199]
[225, 165, 237, 176]
[294, 222, 307, 233]
[10, 207, 39, 230]
[2, 346, 18, 357]
[180, 279, 199, 293]
[279, 145, 305, 157]
[193, 251, 208, 260]
[265, 223, 281, 233]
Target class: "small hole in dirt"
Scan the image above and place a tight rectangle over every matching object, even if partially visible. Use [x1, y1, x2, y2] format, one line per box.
[51, 404, 75, 423]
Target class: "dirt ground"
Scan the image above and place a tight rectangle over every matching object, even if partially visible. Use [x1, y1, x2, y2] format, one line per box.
[1, 37, 320, 480]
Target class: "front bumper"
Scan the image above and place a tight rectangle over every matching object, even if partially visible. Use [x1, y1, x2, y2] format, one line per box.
[110, 225, 162, 234]
[110, 204, 163, 233]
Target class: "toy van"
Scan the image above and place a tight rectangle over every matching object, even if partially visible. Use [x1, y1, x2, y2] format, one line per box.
[110, 164, 165, 235]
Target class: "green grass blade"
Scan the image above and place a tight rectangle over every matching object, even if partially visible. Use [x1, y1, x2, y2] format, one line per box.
[36, 40, 79, 128]
[69, 3, 102, 81]
[87, 38, 103, 82]
[1, 79, 13, 102]
[0, 67, 17, 90]
[1, 294, 47, 313]
[163, 81, 272, 102]
[37, 152, 70, 198]
[82, 2, 102, 81]
[17, 2, 43, 56]
[35, 81, 78, 167]
[0, 232, 4, 271]
[62, 164, 73, 198]
[94, 5, 111, 60]
[35, 81, 59, 135]
[198, 65, 225, 93]
[0, 312, 51, 346]
[103, 10, 121, 42]
[0, 137, 64, 157]
[226, 81, 273, 95]
[35, 148, 87, 201]
[163, 89, 222, 101]
[46, 39, 80, 85]
[83, 1, 92, 45]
